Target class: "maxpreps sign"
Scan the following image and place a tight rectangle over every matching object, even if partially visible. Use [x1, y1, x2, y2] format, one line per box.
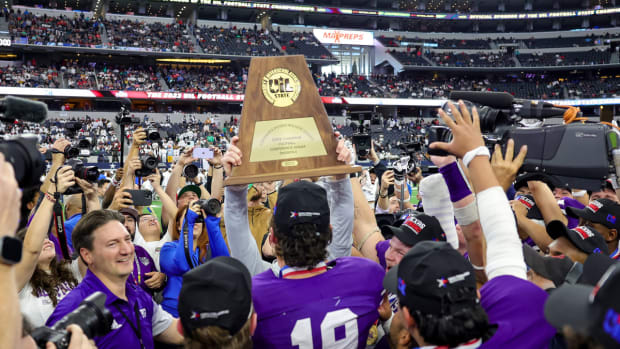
[312, 29, 374, 46]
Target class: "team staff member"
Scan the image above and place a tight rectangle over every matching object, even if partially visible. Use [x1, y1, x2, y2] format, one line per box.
[47, 210, 184, 349]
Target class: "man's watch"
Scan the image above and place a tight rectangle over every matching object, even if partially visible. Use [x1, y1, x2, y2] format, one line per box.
[0, 236, 22, 265]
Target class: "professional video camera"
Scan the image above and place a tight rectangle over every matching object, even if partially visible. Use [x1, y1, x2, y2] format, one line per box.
[135, 155, 158, 177]
[31, 292, 112, 349]
[431, 91, 620, 191]
[0, 96, 48, 189]
[64, 159, 100, 195]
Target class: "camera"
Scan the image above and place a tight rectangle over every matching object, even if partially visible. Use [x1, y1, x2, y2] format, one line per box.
[64, 159, 100, 195]
[135, 155, 158, 177]
[0, 136, 45, 189]
[31, 292, 112, 349]
[147, 127, 161, 142]
[115, 106, 140, 125]
[194, 198, 222, 223]
[196, 198, 221, 216]
[431, 91, 620, 191]
[183, 164, 198, 179]
[352, 134, 371, 161]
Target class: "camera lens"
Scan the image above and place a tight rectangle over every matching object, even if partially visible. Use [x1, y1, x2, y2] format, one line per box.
[147, 129, 161, 141]
[0, 137, 45, 189]
[183, 164, 198, 179]
[64, 145, 79, 159]
[52, 292, 112, 339]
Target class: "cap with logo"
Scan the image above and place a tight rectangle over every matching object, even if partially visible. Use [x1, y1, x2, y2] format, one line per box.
[383, 241, 477, 316]
[546, 220, 608, 256]
[566, 199, 620, 232]
[381, 214, 446, 247]
[273, 181, 330, 235]
[178, 257, 252, 337]
[178, 185, 201, 201]
[545, 263, 620, 348]
[516, 194, 544, 221]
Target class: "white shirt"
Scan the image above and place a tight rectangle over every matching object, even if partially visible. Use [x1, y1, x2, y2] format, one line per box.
[134, 229, 172, 271]
[19, 264, 81, 328]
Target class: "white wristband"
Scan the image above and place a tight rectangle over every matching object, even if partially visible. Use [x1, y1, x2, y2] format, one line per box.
[454, 199, 479, 226]
[572, 190, 587, 198]
[462, 146, 491, 168]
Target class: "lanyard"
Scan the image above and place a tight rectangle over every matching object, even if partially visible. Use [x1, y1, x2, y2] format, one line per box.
[114, 302, 144, 349]
[279, 262, 327, 279]
[611, 248, 620, 260]
[132, 254, 142, 286]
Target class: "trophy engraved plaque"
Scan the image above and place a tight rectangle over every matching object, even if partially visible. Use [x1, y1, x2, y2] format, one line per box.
[224, 55, 361, 186]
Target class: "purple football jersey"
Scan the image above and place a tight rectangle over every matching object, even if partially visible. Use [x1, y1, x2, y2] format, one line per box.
[480, 275, 555, 348]
[252, 257, 384, 349]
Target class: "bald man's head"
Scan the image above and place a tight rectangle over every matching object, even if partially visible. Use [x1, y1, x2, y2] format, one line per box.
[65, 194, 83, 217]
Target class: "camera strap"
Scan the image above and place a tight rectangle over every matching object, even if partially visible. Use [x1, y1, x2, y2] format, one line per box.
[113, 303, 144, 349]
[182, 219, 197, 270]
[52, 193, 70, 260]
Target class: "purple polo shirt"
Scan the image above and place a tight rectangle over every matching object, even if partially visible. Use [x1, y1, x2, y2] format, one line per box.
[47, 269, 156, 349]
[130, 245, 158, 294]
[480, 275, 556, 348]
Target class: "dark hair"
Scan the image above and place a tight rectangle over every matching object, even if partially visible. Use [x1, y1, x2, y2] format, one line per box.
[72, 210, 125, 259]
[409, 304, 493, 347]
[184, 319, 253, 349]
[30, 257, 78, 306]
[271, 217, 332, 268]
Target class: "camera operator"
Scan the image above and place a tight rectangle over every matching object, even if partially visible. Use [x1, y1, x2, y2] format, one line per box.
[46, 210, 184, 349]
[160, 200, 230, 317]
[376, 170, 414, 214]
[15, 166, 82, 328]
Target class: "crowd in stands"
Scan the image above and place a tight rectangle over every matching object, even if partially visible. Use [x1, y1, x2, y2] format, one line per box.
[162, 66, 247, 94]
[379, 34, 618, 49]
[272, 30, 333, 59]
[8, 10, 102, 46]
[1, 60, 618, 99]
[518, 50, 612, 66]
[0, 61, 61, 88]
[104, 19, 194, 53]
[194, 25, 279, 56]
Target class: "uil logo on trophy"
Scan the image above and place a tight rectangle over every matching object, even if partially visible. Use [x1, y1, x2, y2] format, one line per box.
[224, 55, 360, 186]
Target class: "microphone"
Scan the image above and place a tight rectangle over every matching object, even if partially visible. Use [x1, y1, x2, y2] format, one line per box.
[0, 96, 48, 123]
[449, 91, 569, 119]
[449, 91, 514, 109]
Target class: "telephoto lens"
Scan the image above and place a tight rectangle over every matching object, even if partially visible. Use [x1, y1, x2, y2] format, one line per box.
[63, 145, 79, 159]
[183, 164, 198, 179]
[147, 128, 161, 141]
[0, 136, 45, 189]
[196, 198, 222, 216]
[31, 292, 112, 349]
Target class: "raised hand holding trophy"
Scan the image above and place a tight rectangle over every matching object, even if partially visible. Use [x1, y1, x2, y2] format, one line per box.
[224, 55, 361, 185]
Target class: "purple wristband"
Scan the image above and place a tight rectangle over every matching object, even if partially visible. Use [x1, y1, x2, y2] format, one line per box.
[439, 162, 472, 202]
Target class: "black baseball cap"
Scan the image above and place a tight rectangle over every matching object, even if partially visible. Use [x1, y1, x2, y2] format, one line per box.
[523, 244, 576, 287]
[545, 263, 620, 348]
[566, 199, 620, 232]
[514, 172, 556, 191]
[381, 214, 446, 247]
[546, 220, 609, 256]
[178, 257, 252, 337]
[384, 241, 477, 316]
[273, 181, 330, 235]
[578, 253, 617, 287]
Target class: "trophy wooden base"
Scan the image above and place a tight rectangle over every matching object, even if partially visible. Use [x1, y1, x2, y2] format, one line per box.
[224, 165, 362, 186]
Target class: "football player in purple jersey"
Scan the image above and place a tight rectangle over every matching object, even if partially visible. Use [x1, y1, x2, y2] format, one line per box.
[222, 135, 385, 349]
